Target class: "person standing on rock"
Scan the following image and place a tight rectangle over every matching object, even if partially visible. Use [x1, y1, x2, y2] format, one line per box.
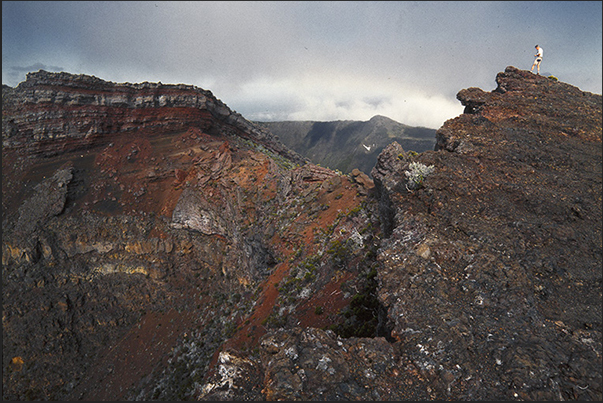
[530, 44, 543, 74]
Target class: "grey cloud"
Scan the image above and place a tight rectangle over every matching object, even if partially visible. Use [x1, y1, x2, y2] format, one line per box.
[10, 63, 64, 73]
[1, 1, 600, 128]
[4, 63, 65, 86]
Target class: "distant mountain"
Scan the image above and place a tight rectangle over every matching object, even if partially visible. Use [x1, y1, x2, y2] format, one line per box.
[256, 115, 436, 176]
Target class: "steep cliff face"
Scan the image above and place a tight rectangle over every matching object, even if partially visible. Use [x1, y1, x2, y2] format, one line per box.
[2, 71, 378, 400]
[2, 70, 302, 161]
[2, 67, 601, 401]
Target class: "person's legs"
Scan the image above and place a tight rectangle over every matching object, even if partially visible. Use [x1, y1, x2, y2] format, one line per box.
[536, 59, 541, 74]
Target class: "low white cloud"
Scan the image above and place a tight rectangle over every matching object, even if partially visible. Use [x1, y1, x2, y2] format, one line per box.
[227, 75, 463, 129]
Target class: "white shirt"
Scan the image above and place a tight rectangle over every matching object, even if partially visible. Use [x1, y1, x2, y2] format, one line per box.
[536, 47, 543, 58]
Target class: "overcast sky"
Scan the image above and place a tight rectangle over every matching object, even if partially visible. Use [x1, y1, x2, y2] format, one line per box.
[3, 1, 602, 129]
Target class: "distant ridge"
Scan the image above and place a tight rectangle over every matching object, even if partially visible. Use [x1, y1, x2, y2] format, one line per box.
[256, 115, 436, 176]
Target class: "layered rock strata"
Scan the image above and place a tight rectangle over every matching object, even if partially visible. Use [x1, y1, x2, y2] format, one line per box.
[2, 70, 379, 401]
[2, 70, 303, 163]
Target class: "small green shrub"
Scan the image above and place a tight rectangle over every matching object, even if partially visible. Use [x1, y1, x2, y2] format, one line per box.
[404, 162, 435, 190]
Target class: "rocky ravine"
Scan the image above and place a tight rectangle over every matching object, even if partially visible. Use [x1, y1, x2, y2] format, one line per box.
[2, 67, 601, 401]
[2, 70, 381, 401]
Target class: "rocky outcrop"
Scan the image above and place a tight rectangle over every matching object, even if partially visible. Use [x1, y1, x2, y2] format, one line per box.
[14, 166, 73, 235]
[200, 327, 429, 401]
[372, 66, 602, 400]
[2, 66, 601, 401]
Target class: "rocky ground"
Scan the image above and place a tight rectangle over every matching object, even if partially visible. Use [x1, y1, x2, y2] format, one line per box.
[370, 67, 602, 400]
[2, 67, 601, 400]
